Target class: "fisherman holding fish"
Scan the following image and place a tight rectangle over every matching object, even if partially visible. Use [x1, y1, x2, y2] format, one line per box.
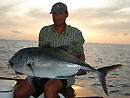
[14, 2, 85, 98]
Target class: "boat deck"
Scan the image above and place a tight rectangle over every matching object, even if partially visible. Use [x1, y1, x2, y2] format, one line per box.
[0, 75, 103, 98]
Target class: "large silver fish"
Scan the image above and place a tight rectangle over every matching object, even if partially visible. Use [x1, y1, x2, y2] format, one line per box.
[8, 46, 122, 96]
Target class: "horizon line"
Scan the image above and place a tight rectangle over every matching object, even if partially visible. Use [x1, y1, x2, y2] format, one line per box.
[0, 38, 130, 45]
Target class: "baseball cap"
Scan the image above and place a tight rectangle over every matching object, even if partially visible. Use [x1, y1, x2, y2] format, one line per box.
[50, 2, 68, 14]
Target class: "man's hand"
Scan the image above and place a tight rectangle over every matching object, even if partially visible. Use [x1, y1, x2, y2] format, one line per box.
[79, 53, 85, 61]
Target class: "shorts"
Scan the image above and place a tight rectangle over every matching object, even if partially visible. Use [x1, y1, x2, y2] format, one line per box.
[29, 77, 67, 97]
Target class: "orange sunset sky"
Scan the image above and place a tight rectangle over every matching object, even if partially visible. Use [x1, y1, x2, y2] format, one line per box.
[0, 0, 130, 44]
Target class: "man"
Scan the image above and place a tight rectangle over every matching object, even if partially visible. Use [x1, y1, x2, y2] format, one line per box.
[14, 2, 85, 98]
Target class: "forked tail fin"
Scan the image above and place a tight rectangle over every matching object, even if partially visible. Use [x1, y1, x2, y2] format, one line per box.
[97, 64, 123, 96]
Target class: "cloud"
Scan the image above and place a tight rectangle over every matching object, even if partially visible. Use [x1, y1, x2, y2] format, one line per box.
[111, 34, 119, 36]
[69, 3, 130, 34]
[124, 33, 128, 36]
[0, 1, 51, 29]
[12, 30, 23, 33]
[26, 8, 48, 18]
[110, 32, 129, 37]
[0, 2, 23, 28]
[25, 8, 50, 23]
[0, 0, 130, 43]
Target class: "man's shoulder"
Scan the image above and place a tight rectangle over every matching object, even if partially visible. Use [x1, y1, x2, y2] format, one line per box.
[66, 25, 82, 36]
[67, 25, 81, 32]
[41, 24, 54, 30]
[39, 24, 54, 35]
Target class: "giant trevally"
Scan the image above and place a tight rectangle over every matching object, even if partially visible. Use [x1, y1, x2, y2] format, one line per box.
[8, 46, 122, 96]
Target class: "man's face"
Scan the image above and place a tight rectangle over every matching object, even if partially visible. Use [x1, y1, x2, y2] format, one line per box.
[52, 13, 68, 26]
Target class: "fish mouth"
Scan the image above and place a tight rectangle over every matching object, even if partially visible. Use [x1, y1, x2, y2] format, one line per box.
[15, 71, 23, 75]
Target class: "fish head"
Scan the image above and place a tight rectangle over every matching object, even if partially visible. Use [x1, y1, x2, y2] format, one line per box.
[8, 48, 34, 75]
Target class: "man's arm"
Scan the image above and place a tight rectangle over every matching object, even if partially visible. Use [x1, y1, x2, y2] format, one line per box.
[79, 53, 85, 61]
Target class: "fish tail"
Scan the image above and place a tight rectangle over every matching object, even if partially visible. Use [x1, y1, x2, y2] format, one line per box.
[97, 64, 123, 96]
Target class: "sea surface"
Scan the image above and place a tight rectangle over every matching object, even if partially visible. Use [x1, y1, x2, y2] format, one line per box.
[0, 39, 130, 98]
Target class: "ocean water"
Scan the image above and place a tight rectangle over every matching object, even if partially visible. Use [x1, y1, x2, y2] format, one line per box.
[0, 39, 130, 98]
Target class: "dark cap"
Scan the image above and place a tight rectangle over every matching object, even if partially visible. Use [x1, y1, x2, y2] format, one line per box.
[50, 2, 68, 14]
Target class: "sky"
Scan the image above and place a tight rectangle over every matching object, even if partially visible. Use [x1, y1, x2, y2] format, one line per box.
[0, 0, 130, 44]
